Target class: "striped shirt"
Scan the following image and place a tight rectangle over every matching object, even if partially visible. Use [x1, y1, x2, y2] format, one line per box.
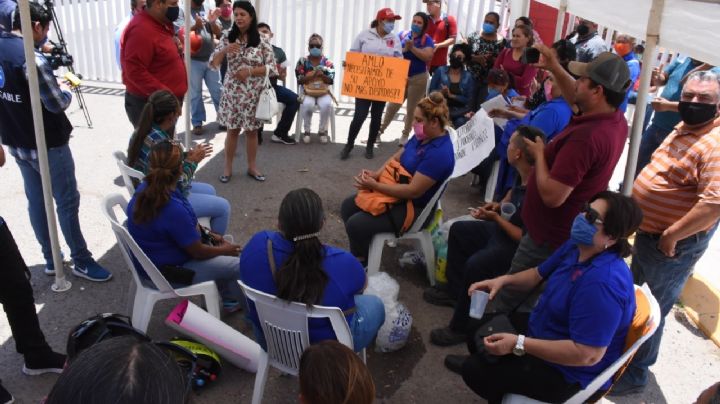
[633, 117, 720, 234]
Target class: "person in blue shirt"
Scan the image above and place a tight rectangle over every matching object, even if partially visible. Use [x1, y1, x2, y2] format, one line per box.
[240, 188, 385, 352]
[635, 57, 720, 175]
[429, 44, 476, 128]
[449, 191, 642, 403]
[488, 73, 573, 199]
[127, 141, 244, 310]
[113, 0, 146, 69]
[341, 92, 455, 264]
[127, 90, 231, 234]
[379, 12, 434, 146]
[613, 34, 640, 113]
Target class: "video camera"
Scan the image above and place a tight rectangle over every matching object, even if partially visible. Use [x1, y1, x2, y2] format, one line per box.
[43, 40, 74, 70]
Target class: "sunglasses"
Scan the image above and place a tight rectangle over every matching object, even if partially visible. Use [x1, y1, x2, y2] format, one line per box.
[582, 204, 604, 226]
[69, 314, 197, 401]
[308, 44, 322, 49]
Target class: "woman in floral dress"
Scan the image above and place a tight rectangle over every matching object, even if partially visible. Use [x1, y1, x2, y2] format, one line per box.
[210, 0, 276, 183]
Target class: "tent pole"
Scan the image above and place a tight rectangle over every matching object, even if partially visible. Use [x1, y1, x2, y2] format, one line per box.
[554, 0, 567, 41]
[183, 0, 191, 148]
[521, 0, 530, 16]
[18, 0, 71, 292]
[621, 0, 664, 196]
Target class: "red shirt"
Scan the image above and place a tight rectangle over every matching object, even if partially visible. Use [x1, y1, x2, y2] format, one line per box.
[521, 110, 628, 248]
[493, 48, 539, 97]
[120, 11, 187, 99]
[426, 13, 457, 68]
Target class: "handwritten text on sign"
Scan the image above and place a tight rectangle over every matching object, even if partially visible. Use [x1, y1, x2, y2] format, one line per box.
[450, 109, 495, 179]
[341, 52, 409, 104]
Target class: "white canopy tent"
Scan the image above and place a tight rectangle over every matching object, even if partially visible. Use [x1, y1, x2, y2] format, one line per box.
[513, 0, 720, 195]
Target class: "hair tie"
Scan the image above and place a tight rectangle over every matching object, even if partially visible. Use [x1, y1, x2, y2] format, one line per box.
[292, 232, 320, 242]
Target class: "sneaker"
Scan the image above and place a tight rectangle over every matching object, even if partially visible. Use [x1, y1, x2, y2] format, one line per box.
[444, 354, 468, 375]
[302, 133, 311, 144]
[340, 145, 352, 160]
[430, 327, 467, 347]
[607, 376, 646, 397]
[0, 382, 13, 404]
[271, 134, 297, 145]
[423, 286, 456, 307]
[192, 125, 204, 136]
[72, 259, 113, 282]
[318, 132, 329, 144]
[44, 259, 71, 276]
[22, 351, 66, 376]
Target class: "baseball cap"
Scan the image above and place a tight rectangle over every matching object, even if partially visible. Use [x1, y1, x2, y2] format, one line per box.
[376, 8, 402, 21]
[423, 0, 442, 4]
[568, 52, 631, 93]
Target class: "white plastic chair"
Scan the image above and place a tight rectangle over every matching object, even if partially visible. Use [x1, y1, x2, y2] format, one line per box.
[101, 193, 221, 332]
[113, 150, 144, 195]
[238, 281, 364, 404]
[470, 159, 500, 202]
[294, 85, 337, 142]
[501, 283, 662, 404]
[366, 178, 451, 286]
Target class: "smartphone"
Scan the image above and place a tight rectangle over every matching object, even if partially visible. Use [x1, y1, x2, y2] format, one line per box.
[521, 47, 540, 64]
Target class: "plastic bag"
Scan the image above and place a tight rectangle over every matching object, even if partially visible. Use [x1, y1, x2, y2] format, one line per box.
[364, 272, 413, 352]
[427, 208, 448, 283]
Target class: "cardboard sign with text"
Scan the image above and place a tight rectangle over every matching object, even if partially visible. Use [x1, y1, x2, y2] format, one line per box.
[341, 52, 409, 104]
[450, 109, 495, 179]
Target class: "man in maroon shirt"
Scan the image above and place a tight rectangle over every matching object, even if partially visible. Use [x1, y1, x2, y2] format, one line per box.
[423, 0, 457, 75]
[121, 0, 186, 127]
[484, 49, 631, 315]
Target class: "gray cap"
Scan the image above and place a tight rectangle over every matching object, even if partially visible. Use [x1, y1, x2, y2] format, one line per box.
[568, 52, 631, 93]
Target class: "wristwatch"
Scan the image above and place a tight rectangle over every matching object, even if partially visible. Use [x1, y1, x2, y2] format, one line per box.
[513, 334, 526, 356]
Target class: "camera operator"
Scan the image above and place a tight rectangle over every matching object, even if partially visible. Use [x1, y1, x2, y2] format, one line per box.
[0, 2, 112, 282]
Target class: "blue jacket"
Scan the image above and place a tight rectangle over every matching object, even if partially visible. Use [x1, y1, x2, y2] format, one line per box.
[429, 66, 476, 116]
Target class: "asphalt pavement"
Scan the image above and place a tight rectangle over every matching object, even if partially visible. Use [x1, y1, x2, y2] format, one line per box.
[0, 83, 718, 403]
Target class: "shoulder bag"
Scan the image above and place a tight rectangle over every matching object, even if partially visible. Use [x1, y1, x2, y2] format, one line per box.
[255, 66, 278, 122]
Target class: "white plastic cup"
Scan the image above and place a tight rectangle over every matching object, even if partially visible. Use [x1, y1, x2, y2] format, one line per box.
[469, 290, 490, 320]
[223, 234, 234, 243]
[500, 202, 516, 220]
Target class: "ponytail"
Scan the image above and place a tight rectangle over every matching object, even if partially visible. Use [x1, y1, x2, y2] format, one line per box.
[127, 90, 179, 169]
[275, 189, 328, 305]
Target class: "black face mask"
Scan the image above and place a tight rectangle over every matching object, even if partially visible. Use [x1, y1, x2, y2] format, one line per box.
[449, 55, 464, 68]
[678, 101, 718, 126]
[576, 24, 590, 36]
[165, 5, 180, 22]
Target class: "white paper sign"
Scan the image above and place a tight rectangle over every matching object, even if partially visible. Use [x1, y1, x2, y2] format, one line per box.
[450, 109, 495, 179]
[480, 94, 511, 128]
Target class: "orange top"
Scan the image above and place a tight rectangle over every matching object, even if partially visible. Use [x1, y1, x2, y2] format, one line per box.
[633, 117, 720, 234]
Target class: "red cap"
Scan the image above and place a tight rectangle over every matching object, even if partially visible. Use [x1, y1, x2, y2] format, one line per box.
[376, 8, 402, 21]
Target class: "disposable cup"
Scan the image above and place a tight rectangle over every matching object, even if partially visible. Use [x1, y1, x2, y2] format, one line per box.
[469, 290, 490, 320]
[223, 234, 235, 243]
[500, 202, 516, 220]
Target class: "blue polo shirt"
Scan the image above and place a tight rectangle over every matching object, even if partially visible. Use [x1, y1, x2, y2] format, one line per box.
[619, 52, 640, 112]
[528, 240, 635, 390]
[126, 183, 200, 269]
[399, 132, 455, 208]
[239, 231, 366, 344]
[400, 31, 434, 77]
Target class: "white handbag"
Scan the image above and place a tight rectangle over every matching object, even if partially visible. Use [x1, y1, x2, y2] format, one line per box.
[254, 66, 278, 122]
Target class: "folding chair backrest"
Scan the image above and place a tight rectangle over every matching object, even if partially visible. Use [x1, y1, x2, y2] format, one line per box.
[408, 178, 450, 233]
[239, 281, 353, 375]
[101, 193, 176, 294]
[113, 150, 144, 195]
[565, 283, 661, 404]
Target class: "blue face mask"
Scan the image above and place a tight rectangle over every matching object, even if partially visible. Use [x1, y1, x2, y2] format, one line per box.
[410, 24, 422, 35]
[383, 21, 395, 34]
[570, 213, 598, 246]
[309, 47, 322, 57]
[486, 87, 500, 100]
[482, 23, 496, 34]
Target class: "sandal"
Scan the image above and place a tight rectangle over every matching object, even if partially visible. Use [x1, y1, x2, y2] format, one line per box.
[219, 175, 231, 183]
[247, 171, 266, 182]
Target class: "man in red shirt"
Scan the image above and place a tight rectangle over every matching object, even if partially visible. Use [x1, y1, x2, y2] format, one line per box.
[121, 0, 187, 127]
[423, 0, 457, 74]
[484, 49, 631, 315]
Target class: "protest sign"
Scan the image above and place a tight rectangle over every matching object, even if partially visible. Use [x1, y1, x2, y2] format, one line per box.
[450, 109, 495, 178]
[341, 51, 409, 104]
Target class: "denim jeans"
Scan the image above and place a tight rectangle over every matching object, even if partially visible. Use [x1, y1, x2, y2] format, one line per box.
[272, 84, 299, 137]
[190, 59, 222, 127]
[635, 123, 672, 177]
[186, 182, 231, 235]
[14, 144, 93, 266]
[250, 294, 385, 353]
[622, 227, 716, 386]
[183, 255, 242, 301]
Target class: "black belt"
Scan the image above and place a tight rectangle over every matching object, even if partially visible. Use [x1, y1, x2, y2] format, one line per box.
[636, 229, 709, 241]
